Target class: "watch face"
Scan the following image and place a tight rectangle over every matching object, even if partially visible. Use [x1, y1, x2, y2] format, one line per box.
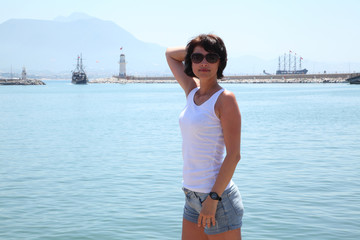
[210, 192, 218, 199]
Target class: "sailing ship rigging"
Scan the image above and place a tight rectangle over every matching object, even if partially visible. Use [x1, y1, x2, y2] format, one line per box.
[72, 54, 88, 84]
[276, 50, 308, 75]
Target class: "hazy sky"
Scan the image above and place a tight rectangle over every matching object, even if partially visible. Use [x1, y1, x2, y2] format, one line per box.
[1, 0, 359, 63]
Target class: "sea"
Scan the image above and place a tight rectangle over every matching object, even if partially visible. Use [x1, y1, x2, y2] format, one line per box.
[1, 81, 359, 240]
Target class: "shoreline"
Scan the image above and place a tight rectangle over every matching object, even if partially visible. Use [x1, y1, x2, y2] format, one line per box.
[90, 72, 359, 84]
[90, 78, 347, 84]
[2, 72, 359, 85]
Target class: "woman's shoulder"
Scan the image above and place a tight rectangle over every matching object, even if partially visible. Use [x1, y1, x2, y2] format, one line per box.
[215, 89, 240, 119]
[219, 89, 237, 103]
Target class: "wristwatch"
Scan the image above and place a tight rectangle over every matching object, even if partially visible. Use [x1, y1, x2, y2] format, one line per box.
[209, 192, 222, 201]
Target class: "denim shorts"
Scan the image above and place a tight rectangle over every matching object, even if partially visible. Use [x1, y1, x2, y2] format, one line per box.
[183, 184, 244, 235]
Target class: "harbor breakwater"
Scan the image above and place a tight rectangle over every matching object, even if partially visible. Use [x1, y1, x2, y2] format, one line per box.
[91, 73, 360, 84]
[0, 79, 46, 85]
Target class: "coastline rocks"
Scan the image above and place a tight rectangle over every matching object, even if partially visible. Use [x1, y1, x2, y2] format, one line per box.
[90, 77, 177, 84]
[220, 77, 347, 84]
[0, 79, 46, 85]
[90, 77, 127, 84]
[90, 77, 348, 84]
[90, 73, 359, 84]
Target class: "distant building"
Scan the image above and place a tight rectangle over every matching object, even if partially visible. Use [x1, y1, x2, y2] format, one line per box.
[21, 67, 27, 80]
[119, 54, 126, 78]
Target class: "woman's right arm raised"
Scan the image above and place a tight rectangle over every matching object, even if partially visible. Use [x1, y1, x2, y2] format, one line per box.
[165, 47, 197, 96]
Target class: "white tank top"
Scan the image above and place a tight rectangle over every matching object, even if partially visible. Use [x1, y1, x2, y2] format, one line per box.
[179, 87, 233, 193]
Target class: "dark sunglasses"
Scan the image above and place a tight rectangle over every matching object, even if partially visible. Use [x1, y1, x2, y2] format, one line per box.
[191, 53, 220, 64]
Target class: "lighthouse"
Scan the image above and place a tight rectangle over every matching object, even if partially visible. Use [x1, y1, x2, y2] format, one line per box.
[119, 54, 126, 78]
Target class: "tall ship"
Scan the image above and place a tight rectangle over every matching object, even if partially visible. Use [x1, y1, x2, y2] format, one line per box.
[72, 54, 88, 84]
[276, 51, 308, 75]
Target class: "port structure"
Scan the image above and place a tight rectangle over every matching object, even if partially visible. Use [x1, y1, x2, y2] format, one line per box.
[119, 53, 126, 78]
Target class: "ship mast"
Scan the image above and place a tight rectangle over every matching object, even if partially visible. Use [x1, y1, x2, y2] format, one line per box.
[76, 55, 80, 72]
[80, 54, 84, 72]
[288, 50, 292, 72]
[278, 56, 281, 71]
[276, 51, 307, 75]
[283, 53, 286, 72]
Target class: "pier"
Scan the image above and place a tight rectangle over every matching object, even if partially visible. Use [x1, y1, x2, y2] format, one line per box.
[0, 78, 46, 85]
[91, 73, 360, 84]
[223, 73, 360, 83]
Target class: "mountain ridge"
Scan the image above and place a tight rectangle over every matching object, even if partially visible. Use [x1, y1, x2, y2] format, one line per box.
[0, 14, 358, 77]
[0, 15, 167, 76]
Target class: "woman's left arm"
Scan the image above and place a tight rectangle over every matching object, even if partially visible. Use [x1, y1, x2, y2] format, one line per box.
[198, 90, 241, 228]
[212, 90, 241, 194]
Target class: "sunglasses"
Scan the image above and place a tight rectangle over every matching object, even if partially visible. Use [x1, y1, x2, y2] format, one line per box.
[191, 53, 220, 64]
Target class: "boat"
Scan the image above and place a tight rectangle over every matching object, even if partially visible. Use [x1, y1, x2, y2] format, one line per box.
[347, 75, 360, 84]
[276, 51, 308, 75]
[276, 69, 308, 75]
[72, 54, 88, 84]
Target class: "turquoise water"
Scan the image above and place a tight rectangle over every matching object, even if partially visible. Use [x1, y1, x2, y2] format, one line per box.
[1, 82, 359, 239]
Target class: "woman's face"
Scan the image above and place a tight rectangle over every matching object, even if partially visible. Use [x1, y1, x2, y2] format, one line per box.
[191, 46, 219, 80]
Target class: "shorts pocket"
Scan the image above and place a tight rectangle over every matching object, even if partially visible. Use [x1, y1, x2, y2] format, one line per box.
[183, 189, 203, 213]
[227, 187, 244, 216]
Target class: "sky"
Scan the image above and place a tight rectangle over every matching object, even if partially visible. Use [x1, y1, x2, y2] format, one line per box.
[1, 0, 360, 64]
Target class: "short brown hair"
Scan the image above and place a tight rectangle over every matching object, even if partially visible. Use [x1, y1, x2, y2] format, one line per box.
[184, 34, 227, 79]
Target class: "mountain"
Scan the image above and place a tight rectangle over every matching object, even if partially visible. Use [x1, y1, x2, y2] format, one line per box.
[0, 13, 168, 77]
[53, 12, 96, 22]
[0, 13, 358, 77]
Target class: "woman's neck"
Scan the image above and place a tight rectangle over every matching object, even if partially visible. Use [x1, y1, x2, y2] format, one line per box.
[198, 78, 220, 95]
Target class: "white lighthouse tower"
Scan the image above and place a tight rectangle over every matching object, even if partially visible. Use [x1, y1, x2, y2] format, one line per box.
[119, 54, 126, 78]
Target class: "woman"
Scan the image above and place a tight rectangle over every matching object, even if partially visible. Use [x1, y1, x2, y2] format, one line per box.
[166, 34, 244, 240]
